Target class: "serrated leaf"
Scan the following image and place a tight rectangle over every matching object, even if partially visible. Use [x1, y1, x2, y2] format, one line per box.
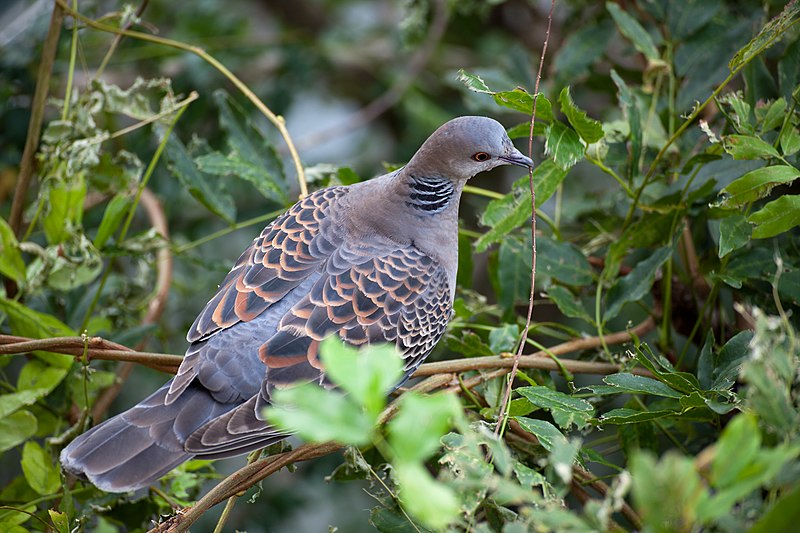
[513, 417, 567, 452]
[493, 90, 554, 122]
[456, 69, 492, 93]
[606, 2, 660, 60]
[605, 245, 672, 321]
[603, 373, 684, 398]
[93, 193, 131, 249]
[214, 90, 287, 203]
[163, 134, 236, 223]
[545, 121, 584, 169]
[718, 214, 752, 257]
[748, 194, 800, 238]
[547, 285, 592, 322]
[0, 217, 26, 283]
[722, 134, 781, 159]
[516, 386, 594, 429]
[558, 87, 604, 143]
[728, 0, 800, 71]
[21, 441, 60, 495]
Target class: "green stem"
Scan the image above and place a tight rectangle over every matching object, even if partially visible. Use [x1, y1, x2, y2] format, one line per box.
[81, 102, 191, 331]
[586, 154, 634, 197]
[61, 0, 79, 121]
[463, 184, 504, 200]
[174, 208, 285, 254]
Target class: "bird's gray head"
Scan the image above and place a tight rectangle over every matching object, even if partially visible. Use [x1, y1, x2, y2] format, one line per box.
[406, 116, 533, 181]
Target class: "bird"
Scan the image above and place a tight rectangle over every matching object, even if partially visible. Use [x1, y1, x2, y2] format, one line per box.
[60, 115, 533, 492]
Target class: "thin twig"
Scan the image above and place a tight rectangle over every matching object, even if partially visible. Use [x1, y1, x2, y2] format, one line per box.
[495, 0, 556, 438]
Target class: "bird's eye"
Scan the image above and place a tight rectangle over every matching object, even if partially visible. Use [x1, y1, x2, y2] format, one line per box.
[472, 152, 491, 162]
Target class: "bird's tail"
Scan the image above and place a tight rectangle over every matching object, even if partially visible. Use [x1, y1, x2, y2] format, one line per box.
[60, 381, 232, 493]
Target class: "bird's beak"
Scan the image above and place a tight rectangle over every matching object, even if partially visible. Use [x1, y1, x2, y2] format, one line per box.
[499, 149, 533, 169]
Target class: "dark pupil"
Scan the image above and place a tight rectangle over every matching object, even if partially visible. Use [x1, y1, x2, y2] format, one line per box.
[476, 153, 488, 161]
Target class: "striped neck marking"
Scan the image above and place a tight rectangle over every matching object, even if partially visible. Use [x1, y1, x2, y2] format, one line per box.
[406, 175, 454, 213]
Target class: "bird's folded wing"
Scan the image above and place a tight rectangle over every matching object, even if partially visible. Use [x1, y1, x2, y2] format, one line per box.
[183, 245, 452, 456]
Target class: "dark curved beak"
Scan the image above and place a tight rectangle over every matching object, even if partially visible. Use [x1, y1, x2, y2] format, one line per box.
[499, 149, 533, 169]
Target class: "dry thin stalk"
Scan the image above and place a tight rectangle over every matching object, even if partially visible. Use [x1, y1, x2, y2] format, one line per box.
[494, 0, 557, 437]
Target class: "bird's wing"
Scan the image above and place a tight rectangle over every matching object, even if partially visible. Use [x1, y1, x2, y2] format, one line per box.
[169, 187, 347, 403]
[186, 187, 348, 343]
[183, 243, 452, 456]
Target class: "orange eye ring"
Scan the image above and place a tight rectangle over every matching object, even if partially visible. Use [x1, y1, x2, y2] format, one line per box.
[472, 152, 491, 162]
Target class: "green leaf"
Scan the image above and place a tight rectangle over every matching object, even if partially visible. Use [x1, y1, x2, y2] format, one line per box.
[553, 19, 615, 81]
[474, 161, 567, 252]
[195, 151, 287, 205]
[388, 392, 460, 463]
[748, 482, 800, 533]
[530, 158, 570, 209]
[630, 451, 707, 528]
[728, 0, 800, 71]
[0, 388, 50, 418]
[610, 69, 642, 176]
[493, 90, 554, 122]
[370, 507, 432, 533]
[712, 330, 753, 392]
[446, 330, 494, 357]
[163, 134, 236, 223]
[711, 414, 760, 488]
[780, 125, 800, 156]
[600, 407, 679, 424]
[606, 2, 660, 61]
[319, 339, 403, 416]
[394, 462, 459, 530]
[718, 214, 752, 257]
[495, 236, 532, 310]
[545, 121, 584, 169]
[722, 134, 781, 160]
[0, 217, 26, 283]
[21, 441, 60, 495]
[17, 360, 68, 394]
[488, 324, 519, 353]
[718, 163, 800, 207]
[605, 245, 672, 321]
[748, 194, 800, 238]
[603, 373, 684, 399]
[558, 87, 604, 143]
[48, 510, 69, 533]
[456, 69, 492, 93]
[42, 174, 87, 245]
[516, 386, 594, 429]
[634, 344, 701, 394]
[0, 410, 37, 452]
[547, 285, 593, 323]
[513, 417, 567, 452]
[93, 193, 131, 249]
[265, 384, 374, 446]
[213, 90, 287, 203]
[538, 235, 594, 287]
[0, 297, 74, 368]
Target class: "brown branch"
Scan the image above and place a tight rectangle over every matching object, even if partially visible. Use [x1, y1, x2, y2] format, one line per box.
[8, 2, 64, 237]
[151, 374, 451, 532]
[419, 316, 655, 378]
[292, 0, 449, 152]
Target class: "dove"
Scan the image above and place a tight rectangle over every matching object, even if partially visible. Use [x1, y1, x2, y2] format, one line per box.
[60, 116, 533, 492]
